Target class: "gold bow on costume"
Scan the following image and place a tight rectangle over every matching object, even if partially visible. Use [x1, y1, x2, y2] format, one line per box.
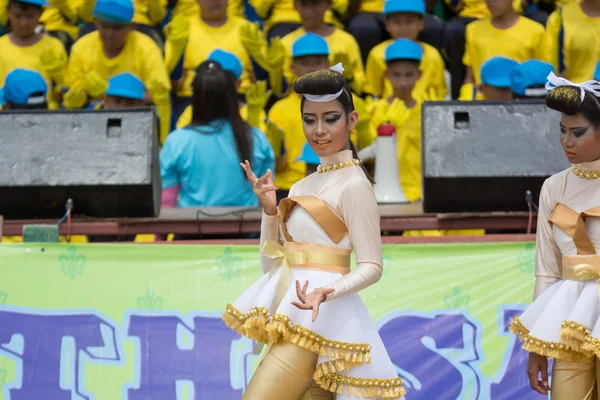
[563, 263, 600, 299]
[253, 240, 351, 355]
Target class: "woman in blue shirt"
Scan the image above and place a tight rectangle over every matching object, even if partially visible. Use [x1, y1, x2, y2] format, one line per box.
[160, 61, 275, 208]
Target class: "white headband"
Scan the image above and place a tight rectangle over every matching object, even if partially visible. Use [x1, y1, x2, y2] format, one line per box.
[303, 63, 345, 103]
[545, 72, 600, 102]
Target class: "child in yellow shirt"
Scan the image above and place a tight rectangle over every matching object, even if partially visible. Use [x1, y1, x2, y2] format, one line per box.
[0, 0, 67, 109]
[346, 0, 444, 62]
[368, 39, 423, 202]
[269, 33, 371, 200]
[173, 0, 254, 123]
[369, 39, 483, 236]
[280, 0, 365, 94]
[64, 0, 172, 143]
[250, 0, 344, 40]
[460, 0, 545, 99]
[543, 0, 600, 83]
[78, 0, 166, 49]
[365, 0, 445, 100]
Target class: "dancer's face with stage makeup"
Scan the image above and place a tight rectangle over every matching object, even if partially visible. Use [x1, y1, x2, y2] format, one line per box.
[560, 112, 600, 164]
[301, 98, 358, 158]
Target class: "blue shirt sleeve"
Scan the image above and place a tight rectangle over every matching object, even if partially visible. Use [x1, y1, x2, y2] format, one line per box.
[251, 127, 275, 179]
[159, 133, 180, 189]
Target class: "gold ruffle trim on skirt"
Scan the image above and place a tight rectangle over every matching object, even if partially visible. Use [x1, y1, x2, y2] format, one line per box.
[223, 304, 406, 399]
[509, 316, 589, 361]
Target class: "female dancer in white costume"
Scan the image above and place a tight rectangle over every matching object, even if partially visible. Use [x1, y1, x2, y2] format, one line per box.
[222, 64, 405, 399]
[510, 73, 600, 399]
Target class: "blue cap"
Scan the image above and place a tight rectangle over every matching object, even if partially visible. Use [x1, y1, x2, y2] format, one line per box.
[480, 56, 519, 88]
[510, 59, 555, 96]
[15, 0, 49, 7]
[595, 61, 600, 81]
[208, 49, 243, 79]
[383, 0, 425, 15]
[0, 68, 47, 107]
[93, 0, 134, 23]
[105, 73, 145, 100]
[296, 142, 320, 165]
[292, 33, 329, 58]
[385, 38, 423, 63]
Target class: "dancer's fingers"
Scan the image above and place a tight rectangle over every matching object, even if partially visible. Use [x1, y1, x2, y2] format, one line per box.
[312, 303, 320, 322]
[302, 280, 309, 295]
[291, 301, 311, 310]
[295, 280, 306, 302]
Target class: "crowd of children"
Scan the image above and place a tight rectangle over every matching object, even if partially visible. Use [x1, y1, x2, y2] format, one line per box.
[1, 0, 600, 241]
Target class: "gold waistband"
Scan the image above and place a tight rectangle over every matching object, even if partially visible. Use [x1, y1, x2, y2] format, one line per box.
[562, 255, 600, 281]
[262, 241, 351, 275]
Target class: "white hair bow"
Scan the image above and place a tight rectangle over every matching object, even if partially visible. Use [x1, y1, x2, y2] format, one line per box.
[302, 63, 346, 103]
[545, 72, 600, 102]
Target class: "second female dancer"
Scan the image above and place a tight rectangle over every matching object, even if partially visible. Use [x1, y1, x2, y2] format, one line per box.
[222, 64, 405, 399]
[510, 73, 600, 399]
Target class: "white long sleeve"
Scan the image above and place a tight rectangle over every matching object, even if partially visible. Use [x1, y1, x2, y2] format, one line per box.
[324, 178, 383, 301]
[259, 211, 280, 274]
[533, 179, 563, 300]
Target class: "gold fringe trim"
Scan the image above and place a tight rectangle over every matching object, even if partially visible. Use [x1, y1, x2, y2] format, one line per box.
[561, 320, 600, 358]
[509, 316, 588, 361]
[223, 304, 405, 399]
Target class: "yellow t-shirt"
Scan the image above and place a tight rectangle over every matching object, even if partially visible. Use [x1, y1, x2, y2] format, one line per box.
[176, 103, 267, 132]
[360, 0, 383, 12]
[463, 16, 545, 85]
[543, 3, 600, 83]
[170, 0, 244, 20]
[369, 99, 422, 202]
[0, 34, 67, 110]
[249, 0, 344, 32]
[268, 94, 305, 190]
[281, 27, 365, 94]
[39, 0, 79, 39]
[178, 16, 253, 97]
[446, 0, 522, 18]
[65, 31, 172, 143]
[365, 39, 446, 100]
[132, 0, 167, 25]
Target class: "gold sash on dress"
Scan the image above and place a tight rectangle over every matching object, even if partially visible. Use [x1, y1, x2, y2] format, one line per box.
[550, 204, 600, 293]
[254, 196, 351, 354]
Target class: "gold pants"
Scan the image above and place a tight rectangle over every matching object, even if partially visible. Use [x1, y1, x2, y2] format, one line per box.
[552, 358, 600, 399]
[243, 341, 333, 400]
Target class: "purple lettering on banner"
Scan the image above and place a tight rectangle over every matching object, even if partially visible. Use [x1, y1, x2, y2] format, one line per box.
[379, 312, 483, 400]
[127, 314, 242, 399]
[0, 310, 120, 400]
[490, 307, 548, 400]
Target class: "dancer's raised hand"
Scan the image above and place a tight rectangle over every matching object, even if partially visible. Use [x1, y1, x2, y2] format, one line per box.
[240, 160, 278, 215]
[291, 280, 335, 322]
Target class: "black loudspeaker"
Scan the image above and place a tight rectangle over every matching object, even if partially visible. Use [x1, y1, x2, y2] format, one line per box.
[0, 108, 161, 219]
[422, 100, 570, 213]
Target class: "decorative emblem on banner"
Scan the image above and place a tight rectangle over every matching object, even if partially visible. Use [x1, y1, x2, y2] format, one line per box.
[0, 291, 7, 305]
[444, 287, 471, 308]
[216, 247, 243, 281]
[517, 242, 535, 275]
[136, 288, 164, 310]
[58, 246, 86, 279]
[0, 369, 7, 386]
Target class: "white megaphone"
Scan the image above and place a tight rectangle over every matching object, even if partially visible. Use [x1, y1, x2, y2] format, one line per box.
[358, 123, 409, 204]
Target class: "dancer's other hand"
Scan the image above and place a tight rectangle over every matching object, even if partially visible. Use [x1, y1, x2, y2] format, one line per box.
[240, 160, 278, 215]
[291, 280, 335, 322]
[527, 353, 550, 394]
